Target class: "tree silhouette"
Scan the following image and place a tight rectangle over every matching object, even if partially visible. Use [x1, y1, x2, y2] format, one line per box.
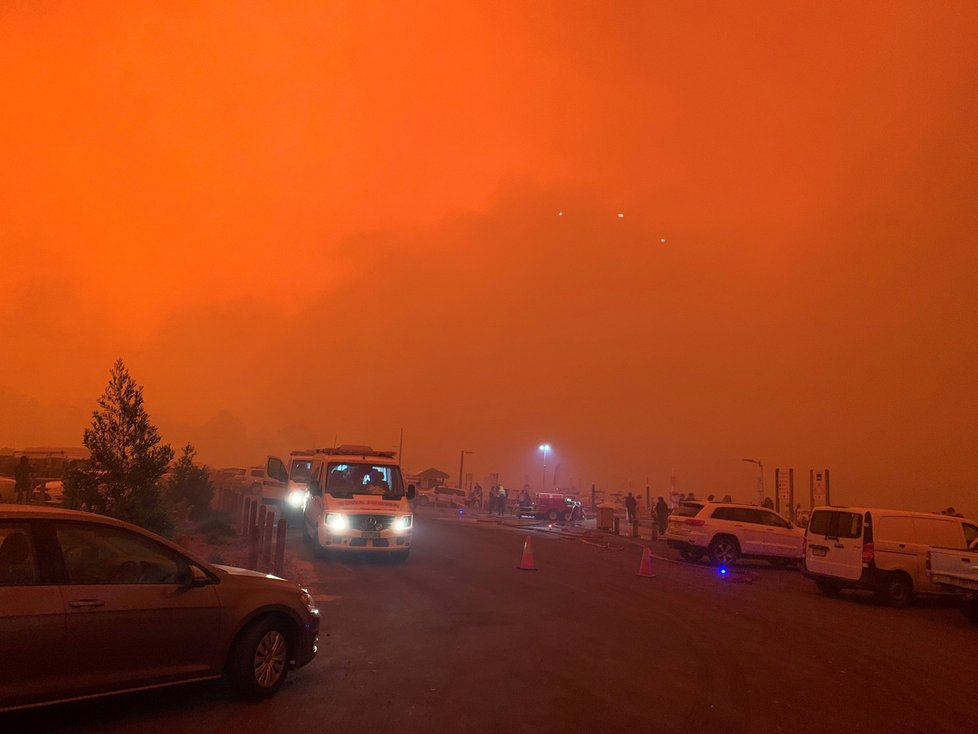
[63, 359, 174, 534]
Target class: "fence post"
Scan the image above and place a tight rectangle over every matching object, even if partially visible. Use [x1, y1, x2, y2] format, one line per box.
[273, 518, 287, 576]
[247, 523, 260, 570]
[261, 510, 275, 568]
[246, 499, 257, 537]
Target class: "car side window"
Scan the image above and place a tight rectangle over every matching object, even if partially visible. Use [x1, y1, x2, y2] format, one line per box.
[55, 523, 189, 585]
[711, 507, 735, 520]
[730, 508, 763, 524]
[760, 511, 790, 528]
[964, 524, 978, 548]
[0, 523, 38, 586]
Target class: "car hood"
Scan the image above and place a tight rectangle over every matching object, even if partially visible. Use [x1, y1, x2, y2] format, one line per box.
[212, 564, 302, 592]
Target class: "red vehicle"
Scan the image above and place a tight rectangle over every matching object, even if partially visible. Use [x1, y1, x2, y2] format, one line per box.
[517, 493, 585, 522]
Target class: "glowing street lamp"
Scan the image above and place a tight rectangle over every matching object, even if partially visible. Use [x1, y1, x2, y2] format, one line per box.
[538, 444, 551, 491]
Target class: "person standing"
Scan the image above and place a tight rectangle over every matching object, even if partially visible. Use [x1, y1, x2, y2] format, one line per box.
[624, 492, 637, 524]
[497, 485, 507, 516]
[655, 496, 670, 537]
[14, 455, 32, 504]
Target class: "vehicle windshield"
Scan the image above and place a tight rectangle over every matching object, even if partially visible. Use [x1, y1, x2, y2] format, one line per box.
[325, 462, 405, 499]
[290, 459, 313, 483]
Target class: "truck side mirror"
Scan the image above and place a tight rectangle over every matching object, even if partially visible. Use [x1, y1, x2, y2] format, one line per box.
[406, 483, 416, 501]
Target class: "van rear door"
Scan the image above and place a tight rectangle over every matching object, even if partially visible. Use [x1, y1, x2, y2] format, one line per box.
[805, 509, 864, 580]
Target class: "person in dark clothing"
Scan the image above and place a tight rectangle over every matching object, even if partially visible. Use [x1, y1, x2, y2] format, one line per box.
[655, 496, 669, 536]
[14, 456, 32, 504]
[624, 492, 637, 524]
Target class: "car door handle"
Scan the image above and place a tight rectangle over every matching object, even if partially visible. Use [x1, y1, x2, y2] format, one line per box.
[68, 599, 105, 608]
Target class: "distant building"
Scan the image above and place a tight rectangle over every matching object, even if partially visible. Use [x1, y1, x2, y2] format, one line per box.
[413, 467, 450, 490]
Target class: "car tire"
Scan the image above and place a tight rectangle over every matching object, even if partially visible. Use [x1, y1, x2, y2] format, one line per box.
[547, 510, 559, 522]
[959, 598, 978, 625]
[227, 616, 291, 700]
[708, 536, 740, 566]
[312, 531, 330, 559]
[815, 579, 842, 596]
[875, 572, 914, 608]
[678, 548, 704, 563]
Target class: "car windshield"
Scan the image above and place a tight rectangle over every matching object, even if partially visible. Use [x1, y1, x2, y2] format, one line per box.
[290, 459, 312, 483]
[325, 462, 405, 499]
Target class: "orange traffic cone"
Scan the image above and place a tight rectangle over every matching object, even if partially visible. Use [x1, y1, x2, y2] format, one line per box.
[636, 545, 655, 577]
[517, 535, 538, 571]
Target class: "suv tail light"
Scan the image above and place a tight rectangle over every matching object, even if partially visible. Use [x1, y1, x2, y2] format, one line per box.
[862, 542, 874, 564]
[684, 519, 706, 527]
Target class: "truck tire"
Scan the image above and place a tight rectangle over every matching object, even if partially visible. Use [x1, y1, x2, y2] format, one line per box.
[875, 572, 913, 607]
[959, 598, 978, 625]
[547, 510, 558, 521]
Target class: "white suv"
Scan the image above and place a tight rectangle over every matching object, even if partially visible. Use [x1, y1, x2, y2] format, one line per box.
[665, 501, 805, 566]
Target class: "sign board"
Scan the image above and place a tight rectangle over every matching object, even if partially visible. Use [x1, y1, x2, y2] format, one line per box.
[810, 469, 830, 506]
[775, 468, 794, 520]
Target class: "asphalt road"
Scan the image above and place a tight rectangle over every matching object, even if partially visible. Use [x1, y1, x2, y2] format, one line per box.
[7, 509, 977, 733]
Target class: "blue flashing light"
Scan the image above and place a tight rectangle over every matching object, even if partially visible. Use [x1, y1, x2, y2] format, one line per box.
[718, 566, 728, 576]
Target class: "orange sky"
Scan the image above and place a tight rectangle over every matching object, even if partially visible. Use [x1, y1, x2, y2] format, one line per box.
[1, 1, 976, 514]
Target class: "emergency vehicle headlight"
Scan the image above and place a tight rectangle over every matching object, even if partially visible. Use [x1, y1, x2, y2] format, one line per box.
[286, 490, 306, 508]
[326, 513, 349, 530]
[393, 515, 413, 531]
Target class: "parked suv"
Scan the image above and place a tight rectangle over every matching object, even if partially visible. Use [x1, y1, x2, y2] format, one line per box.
[0, 505, 320, 712]
[665, 501, 805, 566]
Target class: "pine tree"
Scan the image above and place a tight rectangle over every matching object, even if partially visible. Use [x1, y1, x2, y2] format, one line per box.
[63, 359, 175, 535]
[165, 444, 214, 520]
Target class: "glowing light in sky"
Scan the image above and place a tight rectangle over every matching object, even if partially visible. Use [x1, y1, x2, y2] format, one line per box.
[617, 213, 624, 219]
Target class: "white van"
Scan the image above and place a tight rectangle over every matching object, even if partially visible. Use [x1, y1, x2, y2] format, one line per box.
[803, 506, 978, 606]
[297, 446, 416, 559]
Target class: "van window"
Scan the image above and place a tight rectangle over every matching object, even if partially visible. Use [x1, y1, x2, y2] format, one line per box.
[965, 524, 978, 547]
[877, 516, 916, 543]
[912, 517, 965, 548]
[808, 510, 862, 539]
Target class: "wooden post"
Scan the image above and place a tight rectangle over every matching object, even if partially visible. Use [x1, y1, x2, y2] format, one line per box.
[246, 498, 257, 537]
[261, 510, 275, 568]
[273, 518, 287, 576]
[256, 504, 267, 554]
[247, 523, 260, 570]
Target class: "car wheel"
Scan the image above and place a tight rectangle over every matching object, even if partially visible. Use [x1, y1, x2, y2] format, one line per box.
[876, 572, 914, 607]
[708, 536, 740, 566]
[815, 579, 842, 596]
[678, 548, 704, 563]
[547, 510, 558, 522]
[312, 530, 330, 559]
[227, 616, 291, 700]
[960, 598, 978, 625]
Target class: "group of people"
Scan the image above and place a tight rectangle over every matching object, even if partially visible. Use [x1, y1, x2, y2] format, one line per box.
[486, 485, 508, 515]
[620, 492, 677, 538]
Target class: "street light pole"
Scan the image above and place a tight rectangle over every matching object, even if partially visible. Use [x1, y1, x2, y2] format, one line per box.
[459, 450, 473, 490]
[742, 458, 764, 505]
[538, 444, 551, 492]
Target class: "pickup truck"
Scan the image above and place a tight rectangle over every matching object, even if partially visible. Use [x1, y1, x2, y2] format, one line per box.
[928, 543, 978, 625]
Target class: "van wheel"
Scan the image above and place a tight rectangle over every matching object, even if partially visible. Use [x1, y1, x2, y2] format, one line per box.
[876, 572, 913, 607]
[227, 616, 291, 700]
[960, 599, 978, 625]
[815, 579, 841, 596]
[709, 536, 740, 566]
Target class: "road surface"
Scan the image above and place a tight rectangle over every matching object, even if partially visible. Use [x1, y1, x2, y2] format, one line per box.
[7, 508, 977, 733]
